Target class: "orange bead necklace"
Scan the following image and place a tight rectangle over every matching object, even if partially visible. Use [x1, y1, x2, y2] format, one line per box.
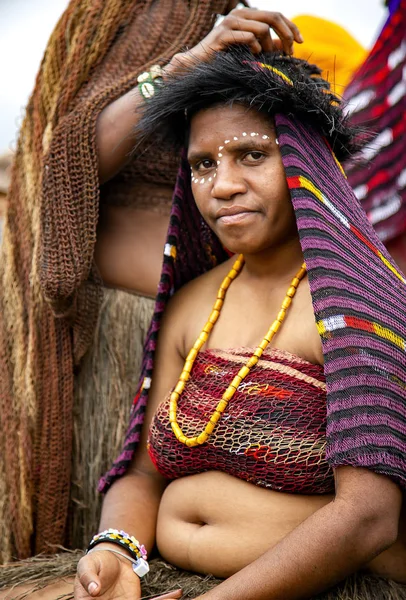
[169, 254, 306, 447]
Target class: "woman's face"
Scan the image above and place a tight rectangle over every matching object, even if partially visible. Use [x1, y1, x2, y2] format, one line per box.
[188, 104, 297, 256]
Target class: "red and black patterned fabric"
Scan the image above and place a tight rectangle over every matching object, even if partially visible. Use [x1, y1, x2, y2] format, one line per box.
[148, 347, 332, 494]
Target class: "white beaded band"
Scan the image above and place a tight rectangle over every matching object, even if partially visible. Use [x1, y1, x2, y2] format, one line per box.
[88, 528, 147, 561]
[88, 547, 150, 578]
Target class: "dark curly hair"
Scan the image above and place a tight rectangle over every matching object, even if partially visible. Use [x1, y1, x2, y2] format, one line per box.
[135, 47, 358, 162]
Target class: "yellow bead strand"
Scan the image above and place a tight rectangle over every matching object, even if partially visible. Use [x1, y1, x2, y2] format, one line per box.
[169, 255, 307, 447]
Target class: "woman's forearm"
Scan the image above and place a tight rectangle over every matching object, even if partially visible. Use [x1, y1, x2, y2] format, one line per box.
[95, 60, 180, 184]
[95, 9, 304, 185]
[98, 470, 166, 553]
[199, 497, 398, 600]
[96, 86, 145, 184]
[95, 56, 186, 184]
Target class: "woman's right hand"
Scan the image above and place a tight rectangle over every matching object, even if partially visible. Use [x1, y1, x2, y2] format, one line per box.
[74, 549, 141, 599]
[165, 7, 303, 76]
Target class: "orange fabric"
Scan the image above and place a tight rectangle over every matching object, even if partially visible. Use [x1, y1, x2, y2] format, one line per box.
[292, 15, 367, 95]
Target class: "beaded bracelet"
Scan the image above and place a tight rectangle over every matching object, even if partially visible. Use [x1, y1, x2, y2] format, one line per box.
[87, 528, 148, 564]
[88, 547, 149, 578]
[137, 64, 163, 101]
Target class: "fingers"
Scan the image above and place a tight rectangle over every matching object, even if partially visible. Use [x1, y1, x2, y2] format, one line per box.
[224, 17, 275, 53]
[283, 17, 303, 45]
[77, 555, 102, 597]
[76, 552, 121, 597]
[272, 14, 304, 55]
[186, 7, 303, 66]
[224, 8, 303, 55]
[216, 29, 262, 54]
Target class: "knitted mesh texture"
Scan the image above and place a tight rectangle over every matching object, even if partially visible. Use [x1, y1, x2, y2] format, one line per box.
[148, 347, 332, 494]
[0, 0, 228, 560]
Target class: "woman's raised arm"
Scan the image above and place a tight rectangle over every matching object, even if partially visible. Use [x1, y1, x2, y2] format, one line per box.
[96, 7, 302, 184]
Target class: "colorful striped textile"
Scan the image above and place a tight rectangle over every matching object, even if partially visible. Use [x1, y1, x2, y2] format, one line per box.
[344, 0, 406, 244]
[100, 115, 406, 494]
[277, 115, 406, 484]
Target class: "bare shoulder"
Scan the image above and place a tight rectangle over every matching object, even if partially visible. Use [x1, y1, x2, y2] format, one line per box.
[161, 258, 233, 356]
[167, 258, 232, 315]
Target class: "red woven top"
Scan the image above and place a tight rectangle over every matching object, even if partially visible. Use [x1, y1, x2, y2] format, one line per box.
[148, 347, 333, 494]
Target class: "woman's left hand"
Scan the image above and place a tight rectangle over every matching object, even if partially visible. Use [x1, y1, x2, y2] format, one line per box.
[165, 7, 303, 75]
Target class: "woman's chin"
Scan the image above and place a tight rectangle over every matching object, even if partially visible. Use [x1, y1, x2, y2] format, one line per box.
[218, 240, 266, 256]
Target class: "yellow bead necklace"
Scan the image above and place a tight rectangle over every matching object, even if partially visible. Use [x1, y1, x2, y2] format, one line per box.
[169, 254, 307, 448]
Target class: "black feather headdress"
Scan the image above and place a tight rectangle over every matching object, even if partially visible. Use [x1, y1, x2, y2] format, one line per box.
[136, 47, 357, 161]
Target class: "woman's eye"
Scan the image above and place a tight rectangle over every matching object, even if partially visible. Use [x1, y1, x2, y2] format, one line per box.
[244, 151, 265, 162]
[195, 159, 215, 171]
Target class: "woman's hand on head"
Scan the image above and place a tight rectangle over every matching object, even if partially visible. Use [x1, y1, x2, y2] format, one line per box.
[74, 549, 141, 599]
[166, 7, 303, 75]
[211, 7, 303, 54]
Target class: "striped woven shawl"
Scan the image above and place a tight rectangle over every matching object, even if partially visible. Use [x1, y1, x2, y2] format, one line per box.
[344, 0, 406, 243]
[100, 114, 406, 493]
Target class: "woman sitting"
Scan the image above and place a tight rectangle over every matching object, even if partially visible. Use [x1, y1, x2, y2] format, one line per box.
[72, 49, 406, 600]
[7, 49, 405, 600]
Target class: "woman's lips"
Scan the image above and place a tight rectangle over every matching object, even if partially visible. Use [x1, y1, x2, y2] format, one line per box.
[218, 211, 256, 225]
[216, 206, 257, 225]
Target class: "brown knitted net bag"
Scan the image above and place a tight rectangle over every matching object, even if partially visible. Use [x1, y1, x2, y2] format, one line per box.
[0, 0, 228, 561]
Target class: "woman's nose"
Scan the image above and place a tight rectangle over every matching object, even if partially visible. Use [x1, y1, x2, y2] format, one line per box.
[211, 162, 247, 200]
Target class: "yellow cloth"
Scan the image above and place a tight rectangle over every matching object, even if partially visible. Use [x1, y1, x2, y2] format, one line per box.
[292, 15, 367, 95]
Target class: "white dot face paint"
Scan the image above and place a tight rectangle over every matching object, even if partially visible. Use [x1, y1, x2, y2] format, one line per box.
[191, 132, 273, 186]
[275, 138, 279, 145]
